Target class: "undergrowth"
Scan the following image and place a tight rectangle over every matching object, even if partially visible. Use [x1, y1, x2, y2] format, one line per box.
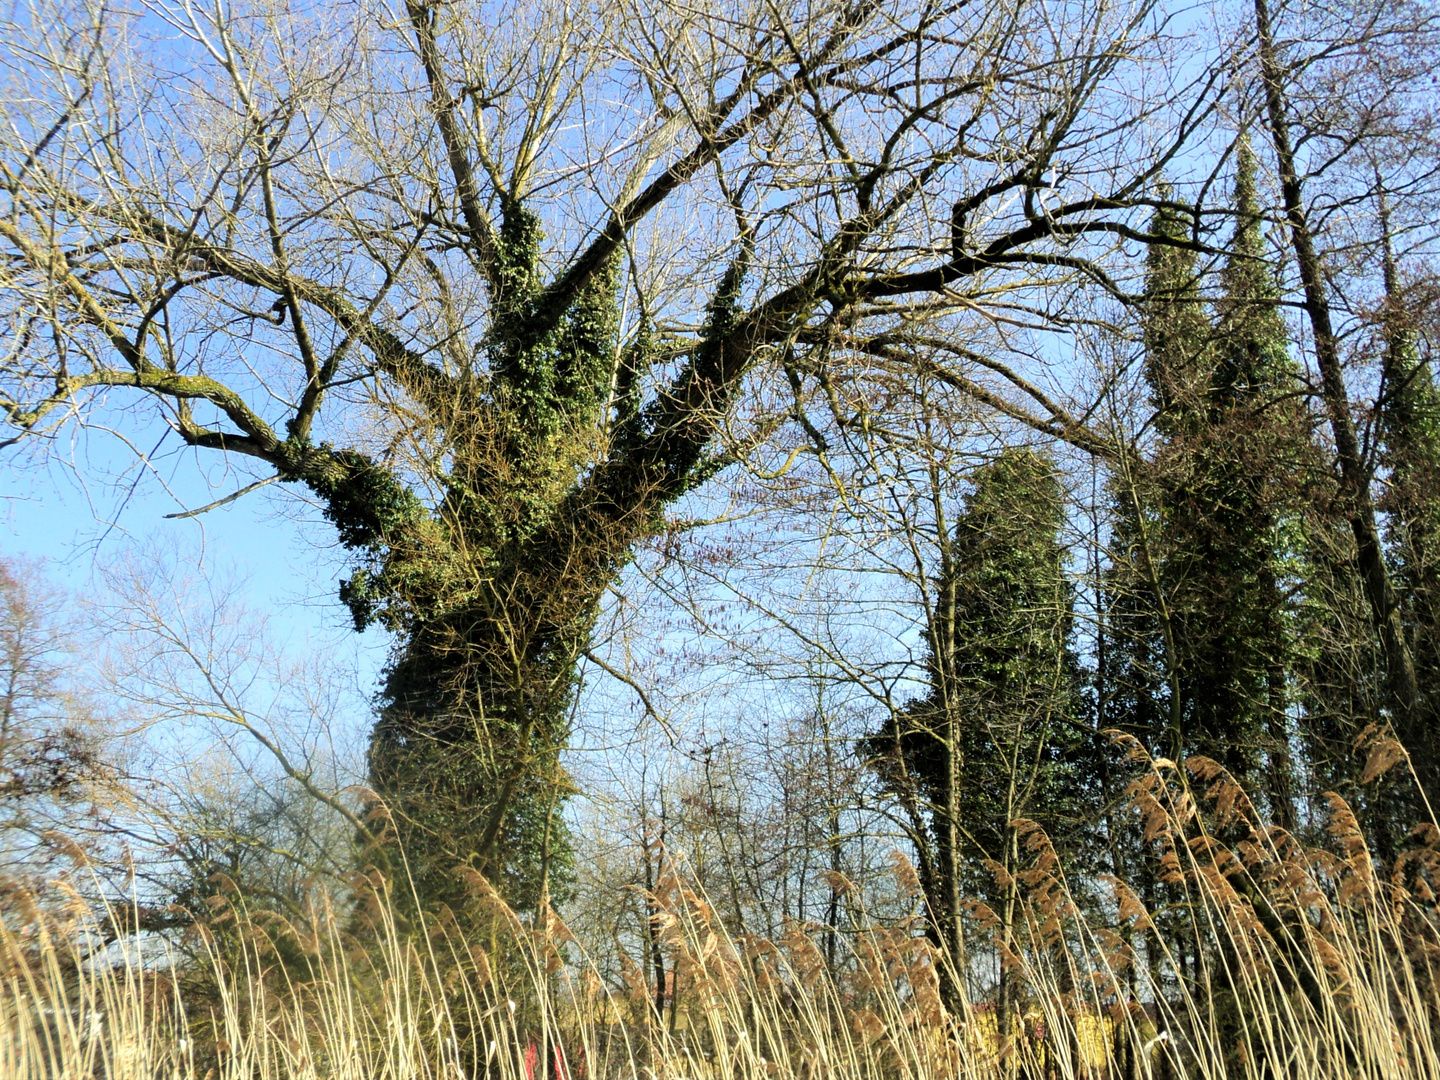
[0, 746, 1436, 1080]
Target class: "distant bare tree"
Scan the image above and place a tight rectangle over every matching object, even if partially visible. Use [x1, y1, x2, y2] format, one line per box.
[0, 556, 112, 876]
[87, 544, 370, 916]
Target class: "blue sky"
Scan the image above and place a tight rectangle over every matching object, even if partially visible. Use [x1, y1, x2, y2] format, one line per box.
[0, 416, 390, 689]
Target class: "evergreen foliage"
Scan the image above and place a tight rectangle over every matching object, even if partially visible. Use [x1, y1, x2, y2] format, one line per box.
[1110, 148, 1307, 826]
[866, 449, 1085, 939]
[1377, 256, 1440, 812]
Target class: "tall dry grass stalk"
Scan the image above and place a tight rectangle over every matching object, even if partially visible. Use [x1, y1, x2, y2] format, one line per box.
[0, 749, 1436, 1080]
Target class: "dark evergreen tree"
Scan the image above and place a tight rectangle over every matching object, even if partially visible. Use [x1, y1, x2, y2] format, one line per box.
[1099, 488, 1173, 759]
[1100, 197, 1211, 996]
[1110, 151, 1307, 823]
[1102, 193, 1209, 767]
[1199, 136, 1308, 825]
[865, 448, 1085, 974]
[1376, 213, 1440, 813]
[1143, 192, 1215, 443]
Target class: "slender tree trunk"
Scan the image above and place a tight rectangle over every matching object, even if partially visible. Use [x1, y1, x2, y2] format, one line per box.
[930, 452, 968, 1001]
[824, 709, 844, 971]
[998, 826, 1020, 1080]
[1253, 0, 1422, 733]
[1260, 565, 1298, 831]
[947, 712, 967, 999]
[642, 805, 668, 1028]
[1264, 659, 1297, 831]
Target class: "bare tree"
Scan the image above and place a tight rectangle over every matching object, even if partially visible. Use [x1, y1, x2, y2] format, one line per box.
[0, 556, 115, 877]
[1238, 0, 1440, 794]
[0, 0, 1214, 904]
[85, 543, 371, 911]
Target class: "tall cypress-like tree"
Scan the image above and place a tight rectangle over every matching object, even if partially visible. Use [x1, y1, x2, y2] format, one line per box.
[866, 449, 1084, 979]
[1376, 210, 1440, 813]
[1101, 196, 1212, 994]
[1112, 153, 1305, 818]
[1103, 194, 1209, 766]
[1203, 136, 1308, 825]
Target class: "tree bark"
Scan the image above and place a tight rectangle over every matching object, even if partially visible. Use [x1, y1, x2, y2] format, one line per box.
[1252, 0, 1423, 733]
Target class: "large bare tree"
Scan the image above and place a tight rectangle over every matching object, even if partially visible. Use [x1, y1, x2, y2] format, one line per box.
[0, 0, 1203, 904]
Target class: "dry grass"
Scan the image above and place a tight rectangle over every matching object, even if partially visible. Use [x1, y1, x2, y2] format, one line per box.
[0, 753, 1436, 1080]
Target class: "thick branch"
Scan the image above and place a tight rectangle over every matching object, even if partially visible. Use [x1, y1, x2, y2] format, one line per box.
[405, 0, 501, 288]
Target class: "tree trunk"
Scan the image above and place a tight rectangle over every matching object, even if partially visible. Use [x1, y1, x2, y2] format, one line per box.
[367, 557, 601, 911]
[1252, 0, 1422, 735]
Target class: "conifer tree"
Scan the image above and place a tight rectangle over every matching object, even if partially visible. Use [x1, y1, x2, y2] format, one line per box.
[1202, 136, 1307, 825]
[1112, 149, 1307, 824]
[1102, 196, 1208, 767]
[1101, 201, 1211, 991]
[1376, 207, 1440, 812]
[866, 449, 1084, 977]
[1100, 489, 1173, 759]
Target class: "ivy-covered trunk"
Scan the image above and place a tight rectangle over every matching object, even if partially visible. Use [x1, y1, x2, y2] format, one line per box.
[367, 576, 596, 911]
[301, 207, 635, 911]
